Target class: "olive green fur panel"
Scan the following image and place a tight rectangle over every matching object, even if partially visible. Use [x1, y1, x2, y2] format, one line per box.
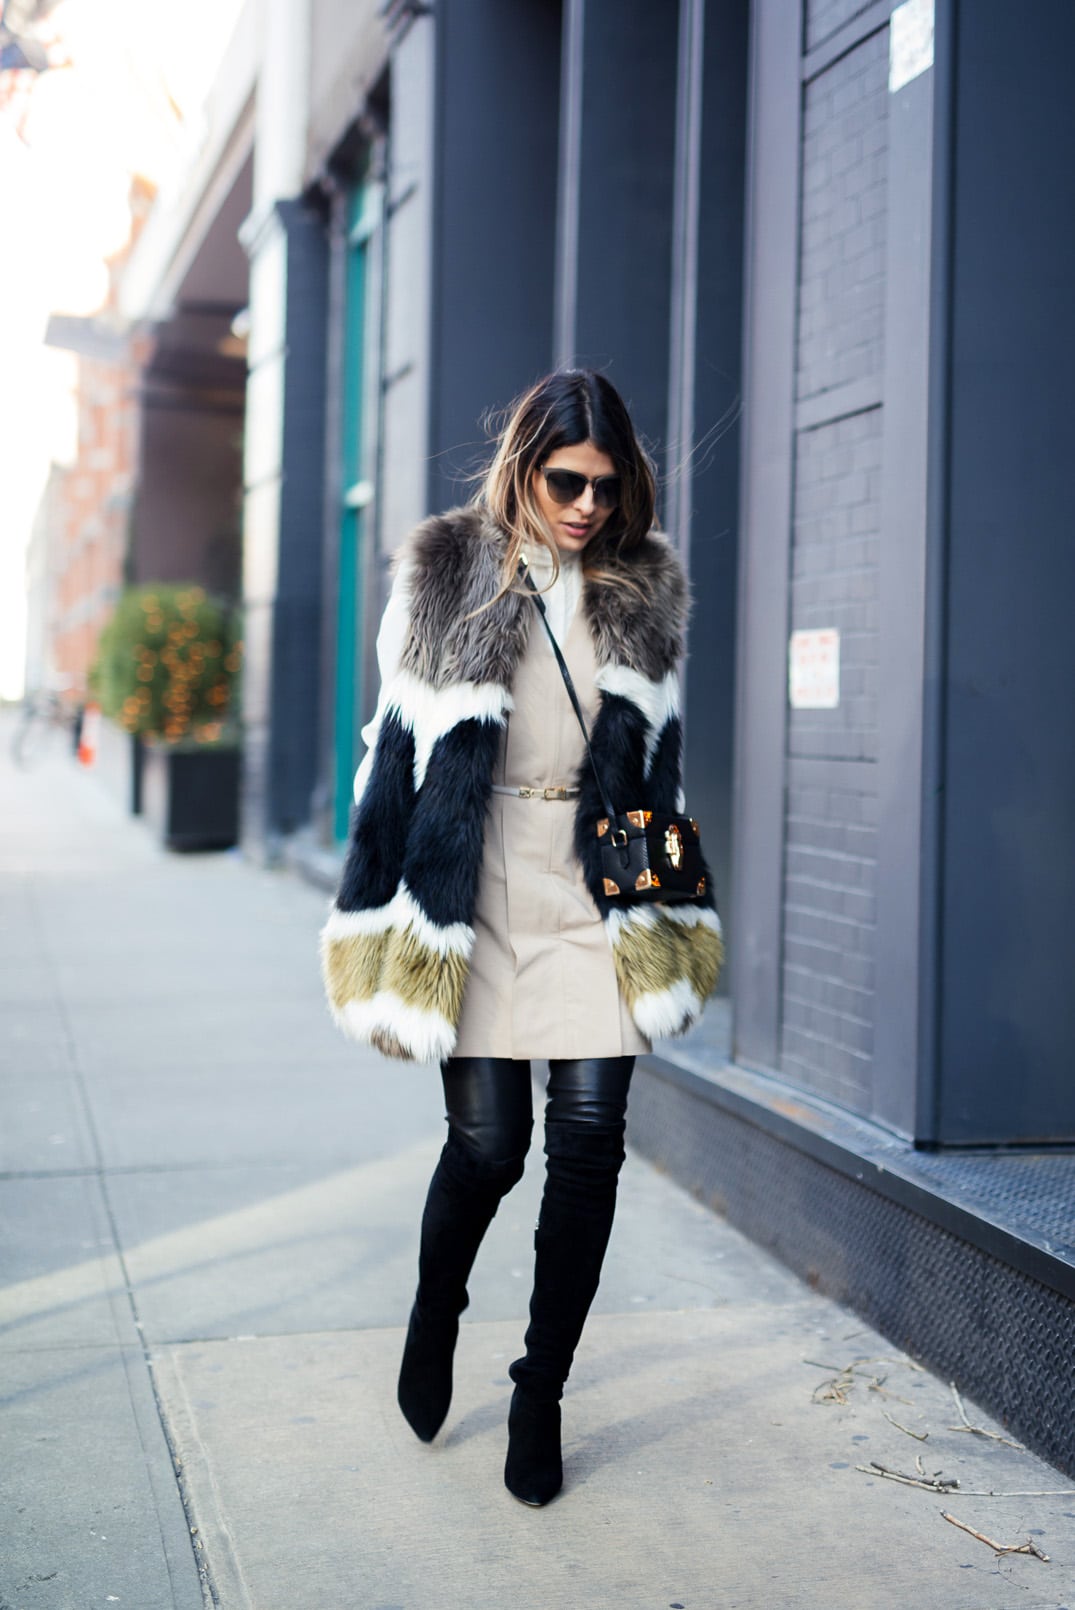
[608, 905, 724, 1039]
[319, 914, 473, 1063]
[320, 926, 470, 1021]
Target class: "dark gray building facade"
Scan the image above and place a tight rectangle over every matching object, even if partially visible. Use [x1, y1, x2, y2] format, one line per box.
[249, 0, 1075, 1472]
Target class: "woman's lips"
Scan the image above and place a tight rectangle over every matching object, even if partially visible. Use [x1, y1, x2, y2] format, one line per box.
[562, 522, 590, 537]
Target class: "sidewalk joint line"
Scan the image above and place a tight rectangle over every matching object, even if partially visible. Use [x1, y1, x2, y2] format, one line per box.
[32, 882, 224, 1610]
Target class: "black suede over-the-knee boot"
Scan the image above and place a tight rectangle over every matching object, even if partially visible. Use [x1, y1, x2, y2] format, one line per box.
[399, 1057, 532, 1443]
[506, 1102, 627, 1505]
[398, 1126, 525, 1441]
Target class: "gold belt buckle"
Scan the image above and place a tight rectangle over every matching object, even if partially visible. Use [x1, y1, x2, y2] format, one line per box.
[517, 785, 571, 800]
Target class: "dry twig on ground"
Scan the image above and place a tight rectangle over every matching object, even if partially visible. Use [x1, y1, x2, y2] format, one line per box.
[940, 1511, 1049, 1562]
[855, 1464, 1075, 1499]
[859, 1461, 959, 1493]
[947, 1383, 1027, 1451]
[806, 1356, 915, 1407]
[883, 1410, 929, 1441]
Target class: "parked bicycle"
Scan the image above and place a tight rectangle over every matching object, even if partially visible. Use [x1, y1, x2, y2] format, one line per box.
[10, 683, 78, 769]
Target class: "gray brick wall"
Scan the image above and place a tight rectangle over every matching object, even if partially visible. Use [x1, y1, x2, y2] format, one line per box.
[788, 410, 881, 762]
[805, 0, 878, 53]
[779, 18, 890, 1116]
[797, 28, 888, 401]
[781, 402, 882, 1113]
[781, 762, 877, 1109]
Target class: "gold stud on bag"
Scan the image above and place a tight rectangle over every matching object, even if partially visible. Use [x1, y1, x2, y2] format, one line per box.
[520, 562, 708, 905]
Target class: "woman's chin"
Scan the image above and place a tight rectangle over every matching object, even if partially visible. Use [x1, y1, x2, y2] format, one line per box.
[553, 530, 592, 554]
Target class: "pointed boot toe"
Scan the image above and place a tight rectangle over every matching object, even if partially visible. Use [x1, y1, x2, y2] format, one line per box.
[504, 1386, 563, 1506]
[397, 1303, 459, 1443]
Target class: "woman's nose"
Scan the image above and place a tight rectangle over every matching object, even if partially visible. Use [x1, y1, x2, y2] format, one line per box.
[574, 485, 596, 514]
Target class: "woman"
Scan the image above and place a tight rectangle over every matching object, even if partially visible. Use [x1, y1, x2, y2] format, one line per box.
[321, 369, 722, 1505]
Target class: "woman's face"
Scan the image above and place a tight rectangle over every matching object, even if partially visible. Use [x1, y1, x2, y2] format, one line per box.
[531, 440, 618, 555]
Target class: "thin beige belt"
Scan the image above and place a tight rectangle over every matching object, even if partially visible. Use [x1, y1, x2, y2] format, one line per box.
[490, 784, 580, 801]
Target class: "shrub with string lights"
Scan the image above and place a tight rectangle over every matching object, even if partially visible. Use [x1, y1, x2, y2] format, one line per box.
[93, 585, 242, 745]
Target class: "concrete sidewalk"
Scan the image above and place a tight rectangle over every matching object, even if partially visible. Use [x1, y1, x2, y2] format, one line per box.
[2, 710, 1073, 1610]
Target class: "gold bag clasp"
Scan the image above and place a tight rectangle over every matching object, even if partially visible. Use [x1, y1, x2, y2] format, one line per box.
[664, 822, 685, 871]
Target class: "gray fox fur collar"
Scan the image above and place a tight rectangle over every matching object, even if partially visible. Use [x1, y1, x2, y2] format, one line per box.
[400, 504, 688, 688]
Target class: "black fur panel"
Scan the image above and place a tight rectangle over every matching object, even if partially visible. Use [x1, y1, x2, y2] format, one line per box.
[644, 714, 719, 914]
[572, 694, 650, 916]
[644, 716, 684, 814]
[337, 712, 416, 913]
[402, 718, 502, 928]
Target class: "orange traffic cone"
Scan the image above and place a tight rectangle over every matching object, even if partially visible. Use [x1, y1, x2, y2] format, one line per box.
[78, 701, 101, 766]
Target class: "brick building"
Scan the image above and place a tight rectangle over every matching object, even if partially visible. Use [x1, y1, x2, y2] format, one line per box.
[117, 0, 1075, 1472]
[36, 185, 156, 703]
[41, 328, 138, 699]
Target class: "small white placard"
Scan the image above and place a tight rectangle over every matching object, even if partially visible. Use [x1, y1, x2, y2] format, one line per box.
[889, 0, 934, 93]
[789, 629, 840, 710]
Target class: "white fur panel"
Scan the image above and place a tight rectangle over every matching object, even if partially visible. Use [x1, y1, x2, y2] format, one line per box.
[392, 883, 475, 956]
[660, 903, 723, 937]
[630, 979, 703, 1039]
[382, 669, 513, 789]
[603, 903, 659, 944]
[322, 901, 396, 940]
[595, 664, 681, 771]
[333, 992, 456, 1063]
[323, 883, 474, 958]
[604, 902, 720, 943]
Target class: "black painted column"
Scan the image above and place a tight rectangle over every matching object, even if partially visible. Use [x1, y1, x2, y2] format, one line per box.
[932, 0, 1075, 1142]
[678, 0, 748, 994]
[556, 0, 679, 453]
[426, 0, 562, 507]
[241, 198, 329, 854]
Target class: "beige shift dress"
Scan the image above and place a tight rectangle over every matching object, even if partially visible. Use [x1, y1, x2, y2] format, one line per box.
[452, 582, 651, 1062]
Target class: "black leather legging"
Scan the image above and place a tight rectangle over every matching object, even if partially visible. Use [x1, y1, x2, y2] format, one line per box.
[442, 1055, 634, 1166]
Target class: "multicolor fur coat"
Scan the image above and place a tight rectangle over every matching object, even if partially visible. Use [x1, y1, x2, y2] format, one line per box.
[320, 505, 723, 1062]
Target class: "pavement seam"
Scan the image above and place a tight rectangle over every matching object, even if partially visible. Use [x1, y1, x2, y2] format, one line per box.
[0, 1161, 315, 1180]
[35, 881, 224, 1610]
[151, 1350, 258, 1610]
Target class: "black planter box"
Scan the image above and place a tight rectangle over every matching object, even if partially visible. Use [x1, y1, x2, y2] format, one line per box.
[141, 744, 240, 851]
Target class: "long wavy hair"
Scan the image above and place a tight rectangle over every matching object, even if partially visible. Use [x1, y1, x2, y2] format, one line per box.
[476, 368, 658, 601]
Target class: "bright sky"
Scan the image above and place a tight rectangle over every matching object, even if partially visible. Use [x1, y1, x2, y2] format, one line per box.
[0, 0, 246, 698]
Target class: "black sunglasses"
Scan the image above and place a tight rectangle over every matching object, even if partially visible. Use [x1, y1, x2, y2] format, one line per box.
[538, 465, 621, 510]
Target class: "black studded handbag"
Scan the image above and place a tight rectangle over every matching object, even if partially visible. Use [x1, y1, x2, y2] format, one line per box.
[520, 563, 708, 904]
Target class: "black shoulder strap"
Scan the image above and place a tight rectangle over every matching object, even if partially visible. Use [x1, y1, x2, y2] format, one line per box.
[519, 560, 618, 824]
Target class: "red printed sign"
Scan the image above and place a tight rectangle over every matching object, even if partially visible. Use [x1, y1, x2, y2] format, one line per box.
[789, 629, 840, 710]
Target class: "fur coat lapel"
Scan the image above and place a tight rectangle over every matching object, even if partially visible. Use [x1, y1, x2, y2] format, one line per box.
[320, 505, 722, 1062]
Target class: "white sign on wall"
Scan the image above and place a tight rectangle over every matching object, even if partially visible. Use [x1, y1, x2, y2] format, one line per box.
[789, 629, 841, 710]
[889, 0, 934, 94]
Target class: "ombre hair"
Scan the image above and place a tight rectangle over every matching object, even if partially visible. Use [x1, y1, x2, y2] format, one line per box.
[476, 368, 658, 600]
